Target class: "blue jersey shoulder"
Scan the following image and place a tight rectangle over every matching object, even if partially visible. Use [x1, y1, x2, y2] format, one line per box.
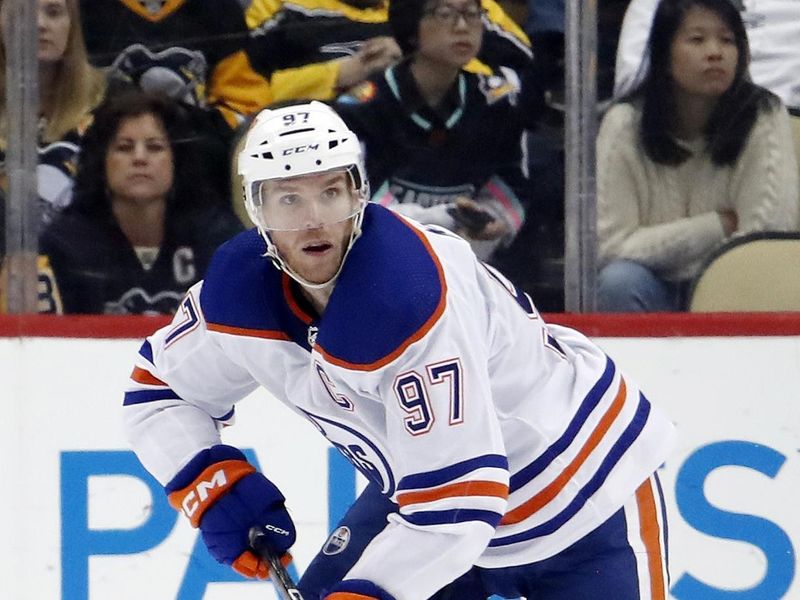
[316, 204, 447, 370]
[199, 229, 285, 333]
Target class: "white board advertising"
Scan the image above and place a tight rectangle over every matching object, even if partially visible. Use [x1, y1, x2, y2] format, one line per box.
[0, 317, 797, 600]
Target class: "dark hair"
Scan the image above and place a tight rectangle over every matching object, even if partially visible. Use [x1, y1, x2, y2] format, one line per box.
[626, 0, 777, 166]
[389, 0, 429, 55]
[70, 89, 214, 218]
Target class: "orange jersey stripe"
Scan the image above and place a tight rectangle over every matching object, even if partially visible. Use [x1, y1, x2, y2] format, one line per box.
[207, 322, 292, 341]
[130, 366, 167, 386]
[501, 378, 628, 525]
[397, 480, 509, 508]
[636, 479, 667, 599]
[326, 594, 378, 600]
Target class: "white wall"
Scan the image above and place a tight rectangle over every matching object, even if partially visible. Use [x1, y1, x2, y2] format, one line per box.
[0, 334, 797, 599]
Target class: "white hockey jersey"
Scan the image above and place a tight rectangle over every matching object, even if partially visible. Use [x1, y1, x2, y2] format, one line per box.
[123, 203, 675, 600]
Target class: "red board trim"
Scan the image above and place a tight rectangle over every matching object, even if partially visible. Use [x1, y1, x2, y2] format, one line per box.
[2, 313, 800, 339]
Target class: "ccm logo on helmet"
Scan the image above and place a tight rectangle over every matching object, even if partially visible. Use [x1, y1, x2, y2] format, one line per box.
[283, 144, 319, 155]
[181, 468, 227, 518]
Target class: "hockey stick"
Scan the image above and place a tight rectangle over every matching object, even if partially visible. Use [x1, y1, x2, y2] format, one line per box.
[248, 527, 305, 600]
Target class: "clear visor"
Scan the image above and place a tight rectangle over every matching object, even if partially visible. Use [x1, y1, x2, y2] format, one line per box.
[249, 169, 364, 232]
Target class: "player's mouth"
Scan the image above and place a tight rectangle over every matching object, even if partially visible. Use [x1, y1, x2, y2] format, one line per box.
[303, 241, 333, 255]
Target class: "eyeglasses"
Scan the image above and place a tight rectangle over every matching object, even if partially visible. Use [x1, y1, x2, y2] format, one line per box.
[423, 4, 485, 26]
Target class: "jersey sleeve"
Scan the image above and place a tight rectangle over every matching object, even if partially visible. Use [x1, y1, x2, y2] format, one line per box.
[245, 1, 344, 102]
[270, 61, 342, 102]
[613, 0, 658, 97]
[477, 0, 533, 74]
[122, 281, 259, 484]
[207, 50, 273, 128]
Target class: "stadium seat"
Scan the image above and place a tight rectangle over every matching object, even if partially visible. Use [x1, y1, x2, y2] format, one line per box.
[688, 232, 800, 312]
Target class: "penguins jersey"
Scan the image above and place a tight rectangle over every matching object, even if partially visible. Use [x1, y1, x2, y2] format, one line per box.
[79, 0, 271, 126]
[335, 62, 529, 255]
[39, 206, 243, 315]
[123, 204, 675, 599]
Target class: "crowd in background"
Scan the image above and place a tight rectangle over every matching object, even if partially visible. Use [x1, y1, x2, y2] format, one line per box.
[1, 0, 798, 315]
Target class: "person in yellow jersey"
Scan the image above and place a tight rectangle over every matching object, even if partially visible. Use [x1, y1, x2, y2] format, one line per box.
[79, 0, 272, 128]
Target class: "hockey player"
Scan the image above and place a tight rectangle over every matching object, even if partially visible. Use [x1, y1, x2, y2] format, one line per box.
[123, 101, 675, 599]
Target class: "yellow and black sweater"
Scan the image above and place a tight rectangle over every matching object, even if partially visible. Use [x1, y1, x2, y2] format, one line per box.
[79, 0, 272, 126]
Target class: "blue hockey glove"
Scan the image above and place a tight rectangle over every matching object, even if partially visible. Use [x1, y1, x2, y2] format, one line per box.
[166, 444, 296, 579]
[324, 579, 397, 600]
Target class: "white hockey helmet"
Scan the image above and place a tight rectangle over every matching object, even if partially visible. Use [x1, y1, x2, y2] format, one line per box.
[237, 101, 369, 288]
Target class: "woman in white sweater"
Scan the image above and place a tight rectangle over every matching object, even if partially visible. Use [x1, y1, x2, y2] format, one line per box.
[596, 0, 799, 312]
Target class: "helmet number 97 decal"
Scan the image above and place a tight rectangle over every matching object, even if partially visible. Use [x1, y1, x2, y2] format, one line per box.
[283, 111, 310, 126]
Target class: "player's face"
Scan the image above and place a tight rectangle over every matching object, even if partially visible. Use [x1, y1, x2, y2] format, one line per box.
[105, 113, 175, 207]
[37, 0, 71, 63]
[261, 171, 361, 285]
[416, 0, 483, 70]
[670, 5, 738, 100]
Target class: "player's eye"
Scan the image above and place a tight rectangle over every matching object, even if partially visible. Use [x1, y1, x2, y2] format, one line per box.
[278, 194, 300, 207]
[321, 187, 341, 200]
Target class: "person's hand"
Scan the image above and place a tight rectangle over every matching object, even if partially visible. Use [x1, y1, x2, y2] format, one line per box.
[717, 208, 738, 237]
[337, 37, 402, 90]
[359, 36, 402, 73]
[323, 579, 397, 600]
[166, 445, 296, 579]
[451, 197, 509, 241]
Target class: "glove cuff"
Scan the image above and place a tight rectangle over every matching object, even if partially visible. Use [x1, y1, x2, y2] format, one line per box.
[167, 448, 256, 527]
[324, 579, 397, 600]
[232, 550, 293, 579]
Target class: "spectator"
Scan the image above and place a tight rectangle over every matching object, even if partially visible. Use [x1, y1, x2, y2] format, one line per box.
[244, 0, 532, 103]
[105, 43, 241, 207]
[78, 0, 271, 129]
[38, 90, 243, 315]
[615, 0, 800, 112]
[333, 0, 530, 262]
[597, 0, 800, 312]
[0, 0, 106, 227]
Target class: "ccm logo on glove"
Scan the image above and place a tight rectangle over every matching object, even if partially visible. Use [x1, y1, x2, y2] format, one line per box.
[164, 445, 296, 579]
[169, 459, 255, 526]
